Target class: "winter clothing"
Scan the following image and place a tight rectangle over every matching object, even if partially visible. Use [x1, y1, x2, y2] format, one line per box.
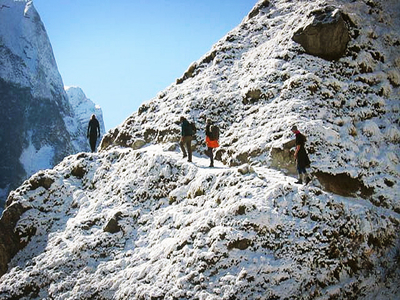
[205, 136, 219, 149]
[180, 117, 193, 162]
[205, 120, 219, 167]
[292, 128, 310, 184]
[294, 131, 310, 169]
[180, 136, 192, 162]
[181, 118, 193, 137]
[87, 115, 100, 153]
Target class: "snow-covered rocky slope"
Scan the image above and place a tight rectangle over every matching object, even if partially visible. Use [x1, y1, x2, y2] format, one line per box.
[0, 0, 399, 299]
[0, 0, 104, 210]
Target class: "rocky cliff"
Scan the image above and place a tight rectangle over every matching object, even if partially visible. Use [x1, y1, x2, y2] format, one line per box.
[0, 0, 104, 210]
[0, 0, 399, 299]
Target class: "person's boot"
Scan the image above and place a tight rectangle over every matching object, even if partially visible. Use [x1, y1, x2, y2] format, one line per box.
[295, 175, 303, 184]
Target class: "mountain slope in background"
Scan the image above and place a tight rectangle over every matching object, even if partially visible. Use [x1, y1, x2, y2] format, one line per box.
[0, 0, 104, 210]
[0, 0, 399, 299]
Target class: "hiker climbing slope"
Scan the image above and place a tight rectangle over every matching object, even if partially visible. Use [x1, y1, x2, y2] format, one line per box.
[205, 118, 219, 167]
[179, 116, 193, 162]
[291, 125, 311, 184]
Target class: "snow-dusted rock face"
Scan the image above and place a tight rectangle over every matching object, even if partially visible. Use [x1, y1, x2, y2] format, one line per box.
[0, 0, 399, 299]
[102, 0, 399, 210]
[65, 86, 106, 153]
[1, 146, 399, 299]
[0, 1, 103, 210]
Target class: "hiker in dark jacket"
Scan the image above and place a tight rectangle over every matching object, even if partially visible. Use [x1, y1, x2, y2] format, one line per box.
[205, 118, 219, 167]
[179, 116, 193, 162]
[291, 125, 311, 184]
[87, 114, 100, 152]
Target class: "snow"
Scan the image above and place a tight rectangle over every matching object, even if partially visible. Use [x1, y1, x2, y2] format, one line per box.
[19, 140, 54, 176]
[1, 143, 399, 299]
[0, 0, 399, 299]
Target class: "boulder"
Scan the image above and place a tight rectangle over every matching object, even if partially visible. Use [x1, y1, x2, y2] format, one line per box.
[0, 202, 30, 277]
[270, 139, 297, 175]
[292, 7, 350, 61]
[103, 212, 123, 234]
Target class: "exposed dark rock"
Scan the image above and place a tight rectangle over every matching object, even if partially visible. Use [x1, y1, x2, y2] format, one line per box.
[100, 128, 119, 150]
[176, 62, 198, 84]
[228, 238, 253, 250]
[114, 130, 134, 147]
[103, 212, 123, 234]
[314, 172, 374, 198]
[176, 50, 217, 84]
[243, 89, 262, 104]
[71, 165, 86, 179]
[131, 139, 146, 150]
[29, 173, 55, 190]
[248, 0, 270, 20]
[270, 139, 297, 175]
[229, 148, 265, 167]
[292, 7, 350, 60]
[0, 202, 30, 277]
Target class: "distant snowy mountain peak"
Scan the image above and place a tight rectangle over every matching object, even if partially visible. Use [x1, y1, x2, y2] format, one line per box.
[0, 0, 64, 100]
[0, 1, 105, 210]
[0, 0, 399, 299]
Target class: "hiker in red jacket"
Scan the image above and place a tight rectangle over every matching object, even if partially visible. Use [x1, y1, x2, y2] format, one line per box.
[291, 125, 311, 184]
[205, 118, 219, 167]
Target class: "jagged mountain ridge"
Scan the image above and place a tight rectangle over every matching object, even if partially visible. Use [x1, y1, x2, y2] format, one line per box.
[0, 0, 104, 210]
[0, 0, 399, 299]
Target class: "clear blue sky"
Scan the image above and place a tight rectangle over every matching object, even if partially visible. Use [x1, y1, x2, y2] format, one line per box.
[33, 0, 258, 130]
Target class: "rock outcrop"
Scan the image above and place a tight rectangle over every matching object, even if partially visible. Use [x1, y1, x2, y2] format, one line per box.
[292, 6, 350, 60]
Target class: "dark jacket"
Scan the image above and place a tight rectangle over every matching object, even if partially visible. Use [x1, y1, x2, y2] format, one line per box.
[205, 124, 212, 138]
[88, 118, 100, 138]
[295, 133, 310, 168]
[181, 119, 193, 137]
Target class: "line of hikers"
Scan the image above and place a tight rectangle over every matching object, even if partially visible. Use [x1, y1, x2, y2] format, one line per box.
[87, 114, 311, 185]
[179, 116, 311, 184]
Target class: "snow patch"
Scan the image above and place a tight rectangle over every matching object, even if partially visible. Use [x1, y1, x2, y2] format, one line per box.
[19, 142, 54, 176]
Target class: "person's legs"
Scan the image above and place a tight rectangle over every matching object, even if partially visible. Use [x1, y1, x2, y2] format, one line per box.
[179, 139, 187, 158]
[296, 166, 306, 184]
[186, 137, 192, 162]
[90, 136, 97, 152]
[208, 147, 214, 167]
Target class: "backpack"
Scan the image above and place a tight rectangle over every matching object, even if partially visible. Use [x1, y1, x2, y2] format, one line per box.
[190, 122, 197, 135]
[210, 125, 219, 141]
